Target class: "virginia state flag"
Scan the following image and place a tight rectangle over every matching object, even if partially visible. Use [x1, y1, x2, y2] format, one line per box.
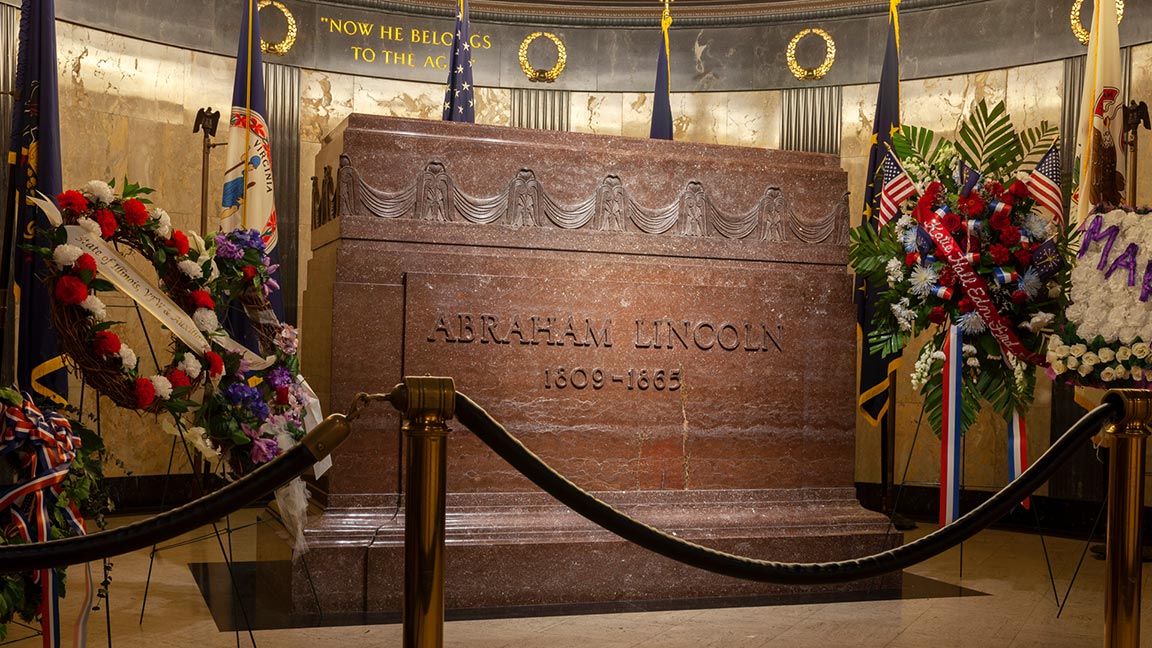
[7, 0, 68, 404]
[442, 0, 475, 122]
[221, 0, 283, 319]
[855, 0, 903, 425]
[1072, 0, 1124, 223]
[649, 6, 673, 140]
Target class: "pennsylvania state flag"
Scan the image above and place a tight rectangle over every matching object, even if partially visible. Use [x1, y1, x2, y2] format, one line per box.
[7, 0, 68, 404]
[855, 0, 903, 425]
[649, 5, 673, 140]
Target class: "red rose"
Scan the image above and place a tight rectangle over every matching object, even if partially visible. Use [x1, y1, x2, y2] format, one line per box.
[168, 230, 189, 256]
[57, 190, 88, 213]
[54, 275, 89, 306]
[1015, 248, 1033, 268]
[990, 212, 1011, 231]
[92, 331, 121, 356]
[122, 198, 149, 226]
[958, 297, 976, 314]
[1008, 180, 1029, 199]
[167, 369, 191, 388]
[134, 377, 156, 409]
[1011, 290, 1028, 304]
[94, 209, 118, 239]
[984, 181, 1004, 197]
[942, 212, 962, 232]
[989, 244, 1011, 265]
[938, 267, 957, 287]
[241, 265, 257, 282]
[928, 306, 948, 324]
[999, 225, 1021, 244]
[926, 181, 944, 198]
[189, 289, 215, 310]
[205, 351, 224, 377]
[276, 386, 290, 405]
[905, 252, 919, 267]
[73, 253, 97, 273]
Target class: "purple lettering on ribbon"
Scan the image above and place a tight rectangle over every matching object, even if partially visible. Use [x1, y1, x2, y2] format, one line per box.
[1105, 242, 1139, 286]
[1079, 213, 1120, 270]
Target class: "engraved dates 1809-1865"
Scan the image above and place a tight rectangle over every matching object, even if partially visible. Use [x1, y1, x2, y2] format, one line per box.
[543, 367, 683, 391]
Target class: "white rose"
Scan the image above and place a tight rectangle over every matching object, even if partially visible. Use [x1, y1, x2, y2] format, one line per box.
[1132, 367, 1144, 381]
[119, 345, 138, 371]
[1117, 347, 1132, 362]
[1052, 345, 1070, 358]
[1051, 359, 1067, 375]
[1098, 347, 1116, 363]
[82, 180, 114, 204]
[1133, 343, 1150, 359]
[1100, 367, 1116, 382]
[150, 375, 173, 400]
[1079, 363, 1094, 377]
[52, 244, 83, 267]
[76, 217, 101, 236]
[1116, 366, 1130, 380]
[1070, 344, 1088, 357]
[193, 308, 219, 333]
[178, 259, 204, 279]
[1066, 357, 1080, 370]
[1082, 352, 1099, 367]
[154, 208, 173, 238]
[80, 295, 107, 320]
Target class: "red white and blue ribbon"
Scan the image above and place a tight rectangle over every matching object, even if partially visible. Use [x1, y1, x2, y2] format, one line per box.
[939, 325, 964, 526]
[0, 395, 89, 647]
[1008, 408, 1031, 509]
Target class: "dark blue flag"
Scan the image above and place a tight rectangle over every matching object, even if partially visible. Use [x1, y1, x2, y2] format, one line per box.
[220, 0, 285, 351]
[443, 0, 475, 122]
[855, 0, 902, 425]
[7, 0, 67, 404]
[649, 7, 673, 140]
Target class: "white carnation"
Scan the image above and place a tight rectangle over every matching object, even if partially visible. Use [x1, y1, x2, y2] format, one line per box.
[149, 375, 173, 400]
[82, 180, 114, 205]
[178, 259, 204, 279]
[119, 345, 138, 371]
[76, 217, 101, 236]
[52, 244, 83, 267]
[154, 208, 173, 238]
[178, 353, 203, 379]
[80, 295, 107, 320]
[193, 308, 219, 332]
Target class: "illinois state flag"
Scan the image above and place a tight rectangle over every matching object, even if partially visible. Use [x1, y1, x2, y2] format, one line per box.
[221, 0, 282, 317]
[1072, 0, 1124, 224]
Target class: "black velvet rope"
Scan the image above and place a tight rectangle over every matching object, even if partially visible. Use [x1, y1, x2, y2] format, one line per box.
[455, 393, 1118, 584]
[0, 444, 317, 573]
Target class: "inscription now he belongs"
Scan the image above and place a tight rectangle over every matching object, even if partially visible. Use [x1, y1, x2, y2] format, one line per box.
[320, 14, 494, 69]
[427, 313, 784, 393]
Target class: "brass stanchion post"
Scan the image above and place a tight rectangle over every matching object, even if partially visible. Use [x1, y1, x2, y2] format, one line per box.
[400, 376, 455, 648]
[1102, 389, 1152, 648]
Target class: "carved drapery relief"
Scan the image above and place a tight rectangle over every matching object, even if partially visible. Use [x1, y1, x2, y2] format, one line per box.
[318, 159, 848, 244]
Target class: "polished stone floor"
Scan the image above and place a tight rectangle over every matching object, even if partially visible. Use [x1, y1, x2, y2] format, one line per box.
[7, 509, 1147, 647]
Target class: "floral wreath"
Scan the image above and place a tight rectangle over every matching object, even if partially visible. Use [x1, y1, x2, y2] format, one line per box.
[37, 180, 310, 473]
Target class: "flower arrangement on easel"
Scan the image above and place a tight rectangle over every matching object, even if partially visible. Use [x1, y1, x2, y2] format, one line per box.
[850, 99, 1078, 523]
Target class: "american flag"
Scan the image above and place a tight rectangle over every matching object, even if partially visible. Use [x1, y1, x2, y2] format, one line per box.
[1028, 144, 1062, 221]
[442, 0, 475, 122]
[878, 150, 916, 225]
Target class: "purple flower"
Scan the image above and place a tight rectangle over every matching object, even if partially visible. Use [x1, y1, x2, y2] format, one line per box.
[241, 423, 261, 440]
[224, 382, 259, 406]
[249, 436, 278, 464]
[214, 234, 243, 260]
[234, 229, 266, 252]
[267, 366, 293, 388]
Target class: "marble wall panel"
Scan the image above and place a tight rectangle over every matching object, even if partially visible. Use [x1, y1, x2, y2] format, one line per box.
[1130, 43, 1152, 208]
[569, 92, 624, 136]
[475, 87, 511, 126]
[722, 90, 781, 150]
[300, 69, 355, 143]
[352, 76, 442, 121]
